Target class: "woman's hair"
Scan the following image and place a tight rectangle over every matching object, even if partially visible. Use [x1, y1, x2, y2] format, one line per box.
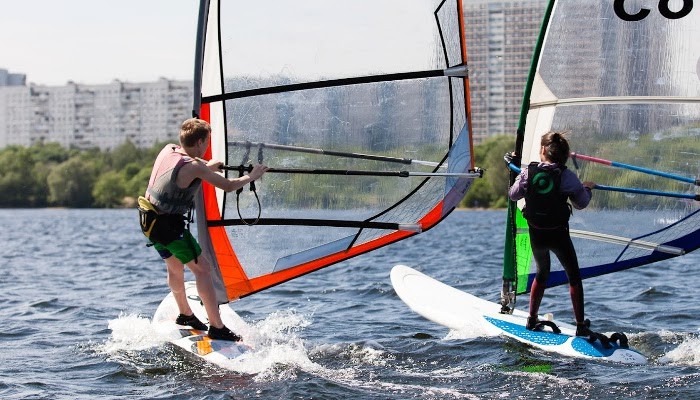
[541, 131, 570, 165]
[179, 118, 211, 147]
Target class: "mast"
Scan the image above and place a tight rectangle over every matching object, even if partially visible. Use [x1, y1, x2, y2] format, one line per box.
[501, 0, 556, 313]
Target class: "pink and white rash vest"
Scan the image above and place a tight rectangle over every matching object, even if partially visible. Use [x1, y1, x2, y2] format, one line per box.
[145, 144, 202, 215]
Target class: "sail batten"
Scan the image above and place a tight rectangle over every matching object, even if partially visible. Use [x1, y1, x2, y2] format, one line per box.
[569, 229, 685, 256]
[514, 227, 685, 255]
[227, 140, 442, 167]
[531, 96, 700, 108]
[202, 69, 450, 102]
[208, 218, 422, 232]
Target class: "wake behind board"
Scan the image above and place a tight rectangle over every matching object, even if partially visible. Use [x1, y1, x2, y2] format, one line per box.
[390, 265, 647, 364]
[152, 281, 250, 368]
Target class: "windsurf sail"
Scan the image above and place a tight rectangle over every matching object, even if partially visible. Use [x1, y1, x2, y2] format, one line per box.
[502, 0, 700, 309]
[192, 0, 479, 302]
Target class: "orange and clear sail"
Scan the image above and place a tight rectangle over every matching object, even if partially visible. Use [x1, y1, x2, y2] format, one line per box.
[193, 0, 477, 301]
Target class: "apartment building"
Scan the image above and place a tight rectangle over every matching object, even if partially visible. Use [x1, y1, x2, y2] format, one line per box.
[464, 0, 547, 141]
[0, 73, 192, 150]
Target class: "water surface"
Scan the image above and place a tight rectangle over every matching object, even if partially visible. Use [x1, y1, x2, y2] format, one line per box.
[1, 209, 698, 399]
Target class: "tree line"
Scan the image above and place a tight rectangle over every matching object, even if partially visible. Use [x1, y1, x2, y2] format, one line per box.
[0, 135, 515, 209]
[0, 141, 158, 208]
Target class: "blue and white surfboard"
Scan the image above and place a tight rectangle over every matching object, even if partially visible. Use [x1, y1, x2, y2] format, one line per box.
[390, 265, 647, 364]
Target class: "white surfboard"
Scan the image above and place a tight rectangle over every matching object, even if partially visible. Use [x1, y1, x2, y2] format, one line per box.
[152, 281, 251, 367]
[390, 264, 647, 364]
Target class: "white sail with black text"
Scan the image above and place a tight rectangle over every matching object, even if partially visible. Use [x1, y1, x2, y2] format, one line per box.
[502, 0, 700, 306]
[192, 0, 479, 302]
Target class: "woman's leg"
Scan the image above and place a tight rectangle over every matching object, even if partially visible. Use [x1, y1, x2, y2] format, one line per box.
[528, 229, 551, 319]
[551, 231, 585, 324]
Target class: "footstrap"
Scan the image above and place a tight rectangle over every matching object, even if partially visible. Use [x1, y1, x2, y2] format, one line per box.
[586, 331, 612, 349]
[609, 332, 629, 349]
[533, 320, 561, 334]
[584, 331, 628, 349]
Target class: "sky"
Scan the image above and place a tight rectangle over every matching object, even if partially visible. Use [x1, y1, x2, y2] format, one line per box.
[0, 0, 198, 86]
[0, 0, 435, 87]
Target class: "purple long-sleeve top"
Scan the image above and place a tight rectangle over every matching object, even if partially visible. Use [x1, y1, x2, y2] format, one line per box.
[508, 162, 592, 210]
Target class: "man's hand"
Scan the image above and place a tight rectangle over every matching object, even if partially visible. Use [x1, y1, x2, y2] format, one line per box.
[248, 164, 269, 180]
[207, 159, 224, 172]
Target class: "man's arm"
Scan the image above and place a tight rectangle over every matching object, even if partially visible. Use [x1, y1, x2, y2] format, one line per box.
[178, 160, 268, 192]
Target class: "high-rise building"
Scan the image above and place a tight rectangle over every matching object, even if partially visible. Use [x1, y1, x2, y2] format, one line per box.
[0, 69, 29, 148]
[0, 69, 26, 87]
[463, 0, 547, 142]
[0, 77, 192, 150]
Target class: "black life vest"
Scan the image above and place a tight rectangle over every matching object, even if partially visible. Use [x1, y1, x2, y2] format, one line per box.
[523, 162, 571, 228]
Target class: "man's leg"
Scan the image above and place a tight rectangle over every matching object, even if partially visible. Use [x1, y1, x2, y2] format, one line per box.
[164, 256, 194, 316]
[186, 256, 224, 328]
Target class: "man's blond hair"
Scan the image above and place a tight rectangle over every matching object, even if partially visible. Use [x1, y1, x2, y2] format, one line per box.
[179, 118, 211, 147]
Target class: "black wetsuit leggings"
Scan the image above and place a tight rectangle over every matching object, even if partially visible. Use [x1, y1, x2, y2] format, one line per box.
[528, 225, 585, 323]
[529, 225, 582, 286]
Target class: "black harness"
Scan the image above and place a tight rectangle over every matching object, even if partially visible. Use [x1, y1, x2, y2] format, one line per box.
[138, 199, 199, 263]
[523, 162, 571, 228]
[138, 205, 187, 245]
